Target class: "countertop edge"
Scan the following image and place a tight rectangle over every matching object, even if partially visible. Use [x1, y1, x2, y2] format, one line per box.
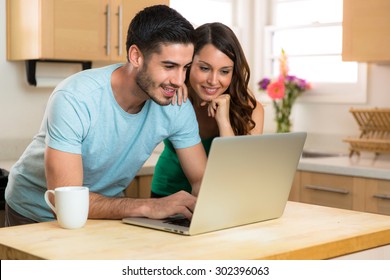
[298, 162, 390, 180]
[261, 228, 390, 260]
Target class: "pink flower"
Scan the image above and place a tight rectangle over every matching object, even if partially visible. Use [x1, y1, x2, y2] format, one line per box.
[267, 80, 285, 100]
[258, 50, 309, 101]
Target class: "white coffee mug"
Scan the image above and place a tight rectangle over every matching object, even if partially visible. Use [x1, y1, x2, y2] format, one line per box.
[44, 186, 89, 229]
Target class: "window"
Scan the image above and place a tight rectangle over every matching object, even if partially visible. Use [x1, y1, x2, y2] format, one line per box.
[262, 0, 367, 103]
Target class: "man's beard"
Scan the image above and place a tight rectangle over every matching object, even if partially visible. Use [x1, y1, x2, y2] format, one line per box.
[136, 66, 173, 106]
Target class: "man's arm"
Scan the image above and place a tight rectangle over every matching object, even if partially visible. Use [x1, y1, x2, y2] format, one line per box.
[45, 147, 196, 219]
[176, 142, 207, 197]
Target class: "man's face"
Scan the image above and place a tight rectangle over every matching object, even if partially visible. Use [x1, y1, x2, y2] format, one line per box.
[136, 43, 194, 106]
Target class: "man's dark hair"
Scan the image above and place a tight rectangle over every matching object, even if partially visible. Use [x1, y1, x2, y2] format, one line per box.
[126, 5, 195, 61]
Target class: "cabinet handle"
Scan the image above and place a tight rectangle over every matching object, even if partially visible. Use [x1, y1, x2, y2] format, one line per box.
[116, 5, 123, 56]
[105, 4, 111, 56]
[373, 194, 390, 200]
[305, 185, 349, 194]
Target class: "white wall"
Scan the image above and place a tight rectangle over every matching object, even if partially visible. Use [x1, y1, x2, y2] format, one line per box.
[291, 64, 390, 153]
[1, 0, 390, 160]
[0, 0, 104, 160]
[1, 0, 52, 159]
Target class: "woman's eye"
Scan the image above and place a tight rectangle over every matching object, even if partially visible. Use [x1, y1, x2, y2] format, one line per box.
[200, 66, 209, 71]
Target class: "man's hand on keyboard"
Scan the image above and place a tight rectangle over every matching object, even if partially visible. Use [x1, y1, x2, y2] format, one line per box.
[142, 190, 196, 220]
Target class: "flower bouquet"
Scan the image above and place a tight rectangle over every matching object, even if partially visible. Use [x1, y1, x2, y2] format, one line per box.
[258, 50, 310, 133]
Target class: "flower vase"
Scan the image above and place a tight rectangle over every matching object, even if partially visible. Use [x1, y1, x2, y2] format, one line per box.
[258, 50, 310, 133]
[273, 100, 292, 133]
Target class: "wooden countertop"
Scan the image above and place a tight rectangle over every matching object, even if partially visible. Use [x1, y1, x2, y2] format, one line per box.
[1, 202, 390, 260]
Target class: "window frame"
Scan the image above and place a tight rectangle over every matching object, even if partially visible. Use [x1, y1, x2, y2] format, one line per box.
[257, 0, 368, 104]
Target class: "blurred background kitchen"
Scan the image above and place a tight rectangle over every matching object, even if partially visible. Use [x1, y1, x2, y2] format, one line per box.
[2, 0, 390, 160]
[1, 0, 390, 224]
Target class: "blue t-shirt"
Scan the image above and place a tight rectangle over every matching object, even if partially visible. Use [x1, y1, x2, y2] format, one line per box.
[5, 64, 200, 222]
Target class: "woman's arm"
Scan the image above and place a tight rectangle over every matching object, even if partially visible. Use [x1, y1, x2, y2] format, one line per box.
[203, 94, 235, 137]
[206, 96, 265, 136]
[249, 101, 265, 135]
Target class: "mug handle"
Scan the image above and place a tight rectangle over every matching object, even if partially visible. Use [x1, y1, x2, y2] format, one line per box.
[44, 190, 56, 213]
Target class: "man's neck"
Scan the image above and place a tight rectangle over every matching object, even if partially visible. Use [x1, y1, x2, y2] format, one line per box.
[111, 64, 148, 114]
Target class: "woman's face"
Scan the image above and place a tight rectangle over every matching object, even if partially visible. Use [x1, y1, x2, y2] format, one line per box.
[189, 44, 234, 103]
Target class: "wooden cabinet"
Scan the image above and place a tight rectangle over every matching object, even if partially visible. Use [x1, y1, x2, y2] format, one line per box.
[290, 170, 390, 215]
[125, 175, 152, 198]
[288, 173, 300, 202]
[299, 171, 365, 211]
[6, 0, 169, 62]
[126, 171, 390, 216]
[363, 178, 390, 216]
[342, 0, 390, 62]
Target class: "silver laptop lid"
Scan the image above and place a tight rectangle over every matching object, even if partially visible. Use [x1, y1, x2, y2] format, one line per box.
[122, 132, 306, 235]
[188, 132, 306, 235]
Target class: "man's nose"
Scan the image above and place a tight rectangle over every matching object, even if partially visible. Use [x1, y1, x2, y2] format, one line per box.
[170, 69, 186, 87]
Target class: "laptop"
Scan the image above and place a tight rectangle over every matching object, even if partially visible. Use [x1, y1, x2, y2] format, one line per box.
[122, 132, 307, 235]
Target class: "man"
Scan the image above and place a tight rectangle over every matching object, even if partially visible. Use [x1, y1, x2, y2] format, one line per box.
[4, 5, 207, 226]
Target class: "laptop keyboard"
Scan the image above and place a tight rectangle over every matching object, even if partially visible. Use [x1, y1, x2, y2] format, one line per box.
[163, 216, 191, 227]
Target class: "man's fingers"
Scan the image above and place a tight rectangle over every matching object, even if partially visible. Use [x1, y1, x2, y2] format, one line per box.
[177, 206, 193, 220]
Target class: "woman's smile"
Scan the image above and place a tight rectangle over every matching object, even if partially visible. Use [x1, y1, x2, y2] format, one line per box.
[202, 86, 220, 95]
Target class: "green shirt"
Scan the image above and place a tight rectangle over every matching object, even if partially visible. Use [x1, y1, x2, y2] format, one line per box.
[151, 138, 213, 197]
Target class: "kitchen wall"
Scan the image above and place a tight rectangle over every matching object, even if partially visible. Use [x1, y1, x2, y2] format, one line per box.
[0, 0, 51, 160]
[1, 0, 390, 161]
[292, 64, 390, 153]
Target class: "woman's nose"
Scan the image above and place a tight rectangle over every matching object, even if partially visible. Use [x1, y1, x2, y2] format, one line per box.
[207, 72, 218, 85]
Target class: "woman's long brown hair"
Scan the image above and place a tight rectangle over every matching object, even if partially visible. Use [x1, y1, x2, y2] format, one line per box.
[190, 22, 257, 135]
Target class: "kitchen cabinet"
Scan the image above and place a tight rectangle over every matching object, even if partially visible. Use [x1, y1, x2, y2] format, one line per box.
[298, 171, 365, 211]
[125, 175, 152, 198]
[363, 178, 390, 216]
[6, 0, 169, 62]
[288, 173, 300, 202]
[291, 170, 390, 215]
[342, 0, 390, 62]
[122, 170, 390, 216]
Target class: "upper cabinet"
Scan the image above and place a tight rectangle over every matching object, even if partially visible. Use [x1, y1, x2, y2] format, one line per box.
[6, 0, 169, 62]
[342, 0, 390, 62]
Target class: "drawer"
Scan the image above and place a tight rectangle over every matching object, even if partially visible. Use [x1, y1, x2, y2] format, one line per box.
[364, 178, 390, 215]
[300, 172, 359, 210]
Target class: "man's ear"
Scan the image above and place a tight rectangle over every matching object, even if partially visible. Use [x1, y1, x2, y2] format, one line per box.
[128, 45, 143, 67]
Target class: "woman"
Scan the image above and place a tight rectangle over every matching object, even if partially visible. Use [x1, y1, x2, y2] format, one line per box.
[151, 22, 264, 197]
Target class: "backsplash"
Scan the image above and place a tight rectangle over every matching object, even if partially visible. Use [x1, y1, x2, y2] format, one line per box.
[303, 133, 350, 154]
